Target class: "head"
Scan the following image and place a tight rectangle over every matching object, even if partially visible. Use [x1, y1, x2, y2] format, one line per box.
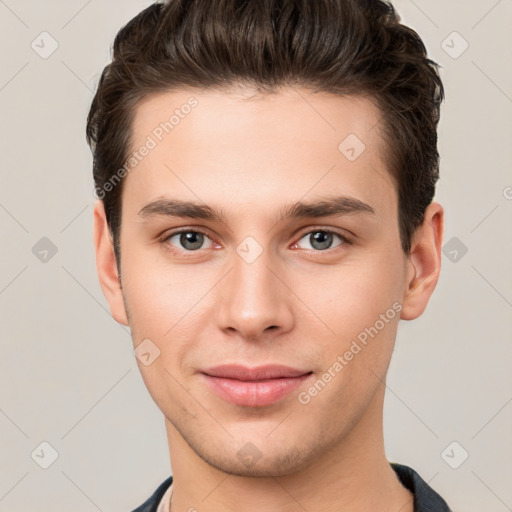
[89, 0, 444, 477]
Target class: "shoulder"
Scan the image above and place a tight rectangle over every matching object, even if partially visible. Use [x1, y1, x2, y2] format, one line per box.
[391, 463, 453, 512]
[131, 467, 452, 512]
[131, 475, 174, 512]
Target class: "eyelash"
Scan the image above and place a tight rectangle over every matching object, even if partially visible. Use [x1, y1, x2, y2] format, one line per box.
[159, 227, 352, 255]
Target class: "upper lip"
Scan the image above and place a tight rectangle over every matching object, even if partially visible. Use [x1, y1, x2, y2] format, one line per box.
[201, 364, 311, 381]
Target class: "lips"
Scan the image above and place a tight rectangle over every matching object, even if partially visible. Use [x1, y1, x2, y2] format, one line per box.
[202, 364, 310, 380]
[200, 364, 313, 407]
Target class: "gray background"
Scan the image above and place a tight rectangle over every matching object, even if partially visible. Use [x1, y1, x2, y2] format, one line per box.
[0, 0, 511, 510]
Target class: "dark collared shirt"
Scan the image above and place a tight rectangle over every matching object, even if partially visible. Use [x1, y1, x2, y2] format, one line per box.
[131, 462, 452, 511]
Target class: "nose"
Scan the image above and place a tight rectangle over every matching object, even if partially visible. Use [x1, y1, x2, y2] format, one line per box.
[215, 249, 294, 342]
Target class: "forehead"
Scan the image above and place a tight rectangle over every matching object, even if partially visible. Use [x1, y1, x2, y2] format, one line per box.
[125, 86, 396, 222]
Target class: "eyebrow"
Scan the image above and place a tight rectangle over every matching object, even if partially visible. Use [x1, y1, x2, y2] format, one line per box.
[138, 195, 376, 224]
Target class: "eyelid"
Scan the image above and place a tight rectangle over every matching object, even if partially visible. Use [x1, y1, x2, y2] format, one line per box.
[159, 227, 215, 246]
[293, 226, 353, 245]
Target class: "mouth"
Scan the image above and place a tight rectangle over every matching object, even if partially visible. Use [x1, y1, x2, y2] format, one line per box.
[200, 364, 313, 407]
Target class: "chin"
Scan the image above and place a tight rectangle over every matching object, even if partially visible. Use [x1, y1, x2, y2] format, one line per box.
[192, 435, 322, 478]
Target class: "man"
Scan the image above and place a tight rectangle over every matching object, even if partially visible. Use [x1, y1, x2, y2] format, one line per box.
[87, 0, 451, 510]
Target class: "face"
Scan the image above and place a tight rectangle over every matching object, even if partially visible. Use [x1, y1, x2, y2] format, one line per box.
[94, 86, 442, 477]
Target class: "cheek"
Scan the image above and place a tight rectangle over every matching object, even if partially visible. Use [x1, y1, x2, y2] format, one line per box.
[120, 248, 218, 381]
[296, 250, 405, 342]
[291, 245, 406, 407]
[293, 258, 403, 420]
[123, 257, 207, 412]
[120, 244, 202, 333]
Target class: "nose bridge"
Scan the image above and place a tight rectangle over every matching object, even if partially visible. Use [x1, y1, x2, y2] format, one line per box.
[215, 244, 293, 340]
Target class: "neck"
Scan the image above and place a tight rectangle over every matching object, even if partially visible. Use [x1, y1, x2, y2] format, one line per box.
[165, 385, 413, 512]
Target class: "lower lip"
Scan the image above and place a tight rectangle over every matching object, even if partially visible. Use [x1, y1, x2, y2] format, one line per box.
[201, 373, 312, 407]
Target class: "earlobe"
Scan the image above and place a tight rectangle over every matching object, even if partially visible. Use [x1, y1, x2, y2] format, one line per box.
[93, 200, 129, 326]
[400, 202, 444, 321]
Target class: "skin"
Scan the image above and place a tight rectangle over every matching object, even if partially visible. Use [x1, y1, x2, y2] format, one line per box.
[93, 86, 443, 512]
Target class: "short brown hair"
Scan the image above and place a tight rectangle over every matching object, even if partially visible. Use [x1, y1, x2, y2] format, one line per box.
[86, 0, 444, 266]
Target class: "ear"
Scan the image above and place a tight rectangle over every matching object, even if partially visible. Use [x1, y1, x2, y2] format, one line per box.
[93, 200, 129, 326]
[400, 201, 444, 320]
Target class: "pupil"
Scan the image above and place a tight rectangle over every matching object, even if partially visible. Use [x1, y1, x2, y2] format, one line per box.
[181, 232, 203, 250]
[311, 231, 332, 250]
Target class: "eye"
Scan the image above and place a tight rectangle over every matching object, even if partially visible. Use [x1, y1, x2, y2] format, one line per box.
[294, 229, 349, 251]
[163, 230, 215, 251]
[160, 227, 350, 254]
